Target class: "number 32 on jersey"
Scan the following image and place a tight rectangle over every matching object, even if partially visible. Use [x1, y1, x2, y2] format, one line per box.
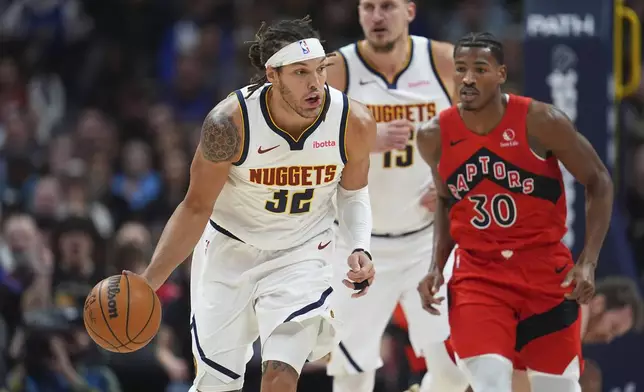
[265, 189, 314, 214]
[468, 193, 517, 229]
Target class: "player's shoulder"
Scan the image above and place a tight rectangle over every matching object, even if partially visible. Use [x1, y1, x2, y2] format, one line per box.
[525, 98, 572, 125]
[234, 84, 265, 103]
[345, 96, 375, 131]
[198, 92, 246, 163]
[335, 41, 357, 56]
[327, 49, 350, 92]
[209, 91, 244, 124]
[328, 42, 355, 68]
[418, 113, 443, 142]
[342, 97, 376, 159]
[524, 98, 576, 143]
[203, 91, 246, 140]
[427, 38, 455, 53]
[414, 36, 454, 59]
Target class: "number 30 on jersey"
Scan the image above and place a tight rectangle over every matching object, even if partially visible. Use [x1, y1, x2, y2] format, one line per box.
[468, 193, 517, 229]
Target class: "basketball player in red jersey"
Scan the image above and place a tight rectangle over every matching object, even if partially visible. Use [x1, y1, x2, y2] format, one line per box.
[416, 32, 614, 392]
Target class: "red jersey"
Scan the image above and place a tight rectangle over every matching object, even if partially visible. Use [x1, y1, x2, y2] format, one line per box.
[437, 94, 567, 252]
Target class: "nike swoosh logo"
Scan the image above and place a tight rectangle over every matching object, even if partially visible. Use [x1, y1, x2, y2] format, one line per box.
[450, 139, 466, 147]
[318, 241, 332, 250]
[555, 264, 567, 274]
[257, 145, 279, 154]
[359, 80, 376, 86]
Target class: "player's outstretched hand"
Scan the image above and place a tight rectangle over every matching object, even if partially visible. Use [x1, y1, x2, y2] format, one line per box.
[344, 251, 375, 298]
[374, 119, 414, 152]
[561, 262, 595, 304]
[417, 269, 445, 315]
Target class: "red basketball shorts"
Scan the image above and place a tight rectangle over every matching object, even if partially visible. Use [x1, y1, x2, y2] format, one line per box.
[447, 243, 583, 375]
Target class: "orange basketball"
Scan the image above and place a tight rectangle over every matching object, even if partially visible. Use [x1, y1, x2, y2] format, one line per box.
[83, 273, 161, 353]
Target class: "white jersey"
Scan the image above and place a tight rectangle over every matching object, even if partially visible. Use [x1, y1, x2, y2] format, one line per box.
[210, 84, 349, 250]
[338, 35, 452, 235]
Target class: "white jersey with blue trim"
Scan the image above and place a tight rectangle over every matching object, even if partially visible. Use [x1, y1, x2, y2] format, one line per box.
[210, 84, 349, 250]
[337, 35, 452, 235]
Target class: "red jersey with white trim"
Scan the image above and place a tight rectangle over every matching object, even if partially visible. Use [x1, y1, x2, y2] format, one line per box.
[437, 94, 567, 252]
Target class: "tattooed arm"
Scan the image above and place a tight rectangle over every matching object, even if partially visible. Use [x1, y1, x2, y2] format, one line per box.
[141, 95, 243, 290]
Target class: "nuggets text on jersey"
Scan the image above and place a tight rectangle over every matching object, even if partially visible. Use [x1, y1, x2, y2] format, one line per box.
[249, 165, 339, 187]
[366, 102, 437, 123]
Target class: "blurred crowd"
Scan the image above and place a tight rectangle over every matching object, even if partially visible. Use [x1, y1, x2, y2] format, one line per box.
[0, 0, 643, 391]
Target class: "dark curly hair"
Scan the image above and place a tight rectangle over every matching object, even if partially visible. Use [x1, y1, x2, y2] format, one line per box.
[454, 32, 504, 65]
[246, 15, 323, 97]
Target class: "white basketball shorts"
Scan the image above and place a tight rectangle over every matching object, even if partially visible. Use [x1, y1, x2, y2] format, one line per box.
[190, 220, 339, 391]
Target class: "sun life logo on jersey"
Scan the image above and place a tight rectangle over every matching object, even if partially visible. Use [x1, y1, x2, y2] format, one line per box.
[299, 40, 310, 54]
[313, 140, 336, 149]
[500, 128, 518, 148]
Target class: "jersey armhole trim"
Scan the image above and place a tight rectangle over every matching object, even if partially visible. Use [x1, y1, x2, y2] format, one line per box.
[231, 90, 250, 166]
[337, 50, 350, 95]
[339, 94, 350, 164]
[428, 40, 453, 105]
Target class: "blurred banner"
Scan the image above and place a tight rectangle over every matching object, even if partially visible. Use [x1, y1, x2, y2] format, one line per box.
[523, 0, 643, 390]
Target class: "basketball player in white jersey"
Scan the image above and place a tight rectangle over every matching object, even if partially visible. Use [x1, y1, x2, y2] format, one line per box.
[130, 17, 377, 392]
[323, 1, 468, 392]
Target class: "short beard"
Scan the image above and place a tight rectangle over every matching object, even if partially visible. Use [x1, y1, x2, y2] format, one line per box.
[275, 81, 318, 119]
[371, 40, 396, 53]
[367, 32, 405, 53]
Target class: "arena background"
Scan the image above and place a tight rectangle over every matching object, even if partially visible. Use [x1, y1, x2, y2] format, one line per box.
[0, 0, 643, 391]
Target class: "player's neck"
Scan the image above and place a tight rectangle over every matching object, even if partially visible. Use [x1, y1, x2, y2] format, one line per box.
[267, 88, 317, 138]
[361, 35, 410, 79]
[460, 94, 508, 135]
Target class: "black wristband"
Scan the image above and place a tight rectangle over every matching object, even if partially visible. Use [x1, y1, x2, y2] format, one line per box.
[352, 248, 372, 260]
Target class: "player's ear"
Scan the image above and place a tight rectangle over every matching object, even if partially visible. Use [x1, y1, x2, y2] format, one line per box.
[498, 65, 507, 85]
[266, 67, 277, 84]
[406, 0, 416, 22]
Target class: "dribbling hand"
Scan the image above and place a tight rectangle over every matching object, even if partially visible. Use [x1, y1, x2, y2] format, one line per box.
[123, 269, 158, 291]
[417, 269, 445, 315]
[344, 251, 375, 298]
[374, 119, 414, 152]
[561, 262, 595, 304]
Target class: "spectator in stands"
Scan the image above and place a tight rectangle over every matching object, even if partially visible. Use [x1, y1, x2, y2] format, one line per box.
[5, 308, 121, 392]
[114, 221, 152, 252]
[29, 176, 63, 238]
[51, 216, 103, 311]
[59, 159, 114, 239]
[148, 148, 189, 225]
[109, 139, 161, 223]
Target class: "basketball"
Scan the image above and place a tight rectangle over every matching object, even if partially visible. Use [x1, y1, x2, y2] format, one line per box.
[83, 273, 161, 353]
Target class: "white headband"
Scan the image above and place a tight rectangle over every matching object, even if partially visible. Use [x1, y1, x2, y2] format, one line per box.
[265, 38, 326, 68]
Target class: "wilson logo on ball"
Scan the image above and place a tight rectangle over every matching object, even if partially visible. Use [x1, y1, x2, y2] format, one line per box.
[106, 275, 121, 319]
